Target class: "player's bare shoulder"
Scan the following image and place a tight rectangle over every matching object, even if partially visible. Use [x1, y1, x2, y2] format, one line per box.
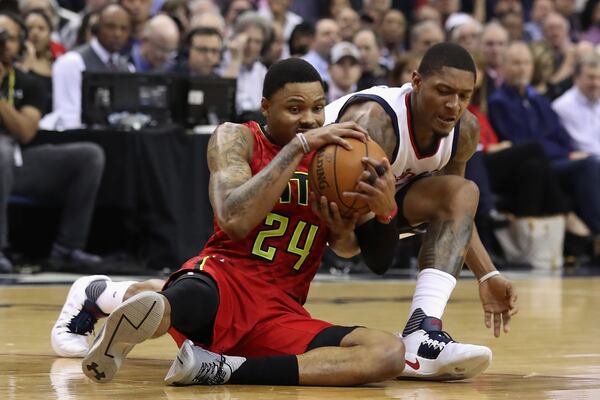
[207, 122, 254, 171]
[337, 101, 396, 160]
[454, 109, 480, 163]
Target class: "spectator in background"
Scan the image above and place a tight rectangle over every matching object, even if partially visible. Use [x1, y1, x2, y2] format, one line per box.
[74, 9, 99, 46]
[19, 0, 80, 49]
[465, 50, 572, 251]
[222, 0, 253, 36]
[222, 11, 270, 122]
[409, 20, 443, 57]
[353, 28, 388, 90]
[361, 0, 391, 26]
[553, 0, 581, 40]
[160, 0, 190, 34]
[262, 21, 285, 67]
[326, 41, 361, 102]
[189, 9, 225, 36]
[59, 0, 112, 51]
[581, 0, 600, 45]
[302, 18, 339, 82]
[480, 21, 509, 96]
[525, 0, 555, 42]
[19, 9, 65, 116]
[120, 0, 153, 41]
[489, 42, 600, 235]
[413, 4, 442, 26]
[130, 14, 179, 72]
[0, 12, 104, 273]
[179, 26, 222, 77]
[529, 41, 556, 98]
[428, 0, 460, 25]
[553, 53, 600, 158]
[288, 21, 314, 57]
[335, 6, 360, 42]
[542, 11, 576, 97]
[259, 0, 301, 41]
[388, 51, 420, 87]
[499, 10, 529, 42]
[448, 16, 482, 54]
[378, 8, 406, 70]
[321, 0, 352, 19]
[41, 3, 133, 130]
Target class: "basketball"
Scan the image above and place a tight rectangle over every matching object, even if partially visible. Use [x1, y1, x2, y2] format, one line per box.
[309, 138, 387, 218]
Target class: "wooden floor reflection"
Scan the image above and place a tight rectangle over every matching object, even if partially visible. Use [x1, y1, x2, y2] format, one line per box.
[1, 276, 599, 399]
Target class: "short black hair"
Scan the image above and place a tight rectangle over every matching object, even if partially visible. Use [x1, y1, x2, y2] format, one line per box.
[186, 26, 222, 46]
[263, 58, 325, 99]
[418, 42, 476, 82]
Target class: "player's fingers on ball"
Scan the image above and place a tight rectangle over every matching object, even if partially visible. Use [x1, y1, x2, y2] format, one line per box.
[344, 121, 369, 137]
[355, 180, 379, 194]
[364, 171, 377, 186]
[329, 202, 342, 220]
[336, 136, 354, 150]
[358, 170, 372, 183]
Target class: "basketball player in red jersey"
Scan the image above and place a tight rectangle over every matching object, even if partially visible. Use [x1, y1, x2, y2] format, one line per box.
[71, 58, 405, 386]
[325, 42, 519, 379]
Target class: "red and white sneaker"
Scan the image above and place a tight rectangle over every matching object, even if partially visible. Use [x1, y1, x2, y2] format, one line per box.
[398, 311, 492, 380]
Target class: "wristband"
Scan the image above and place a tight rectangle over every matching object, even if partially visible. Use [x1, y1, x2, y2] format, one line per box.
[478, 270, 500, 284]
[296, 132, 311, 154]
[376, 204, 398, 224]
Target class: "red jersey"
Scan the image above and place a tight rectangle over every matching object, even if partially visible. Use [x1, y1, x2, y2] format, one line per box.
[199, 121, 330, 304]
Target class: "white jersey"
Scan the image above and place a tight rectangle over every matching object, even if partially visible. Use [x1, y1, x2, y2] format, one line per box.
[325, 84, 459, 189]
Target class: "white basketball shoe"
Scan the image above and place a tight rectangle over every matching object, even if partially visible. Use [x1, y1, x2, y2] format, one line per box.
[51, 275, 111, 357]
[82, 291, 165, 383]
[165, 339, 246, 386]
[398, 308, 492, 380]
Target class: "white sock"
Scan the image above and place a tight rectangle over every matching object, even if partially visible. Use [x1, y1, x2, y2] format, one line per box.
[96, 280, 137, 314]
[408, 268, 457, 319]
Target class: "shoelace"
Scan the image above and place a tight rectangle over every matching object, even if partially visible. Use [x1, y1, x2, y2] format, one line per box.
[422, 330, 455, 350]
[192, 355, 227, 385]
[65, 300, 102, 336]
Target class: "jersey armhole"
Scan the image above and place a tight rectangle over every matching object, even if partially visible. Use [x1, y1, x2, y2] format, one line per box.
[335, 94, 401, 162]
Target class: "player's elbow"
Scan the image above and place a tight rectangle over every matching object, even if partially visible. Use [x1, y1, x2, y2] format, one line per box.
[362, 255, 392, 275]
[217, 218, 253, 241]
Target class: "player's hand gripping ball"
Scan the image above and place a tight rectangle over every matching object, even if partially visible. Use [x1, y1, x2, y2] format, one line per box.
[309, 138, 387, 217]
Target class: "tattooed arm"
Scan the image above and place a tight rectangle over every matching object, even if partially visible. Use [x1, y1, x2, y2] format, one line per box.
[208, 121, 369, 241]
[442, 111, 518, 336]
[207, 122, 305, 240]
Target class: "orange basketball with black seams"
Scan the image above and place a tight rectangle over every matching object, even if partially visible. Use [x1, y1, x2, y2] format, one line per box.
[309, 138, 387, 218]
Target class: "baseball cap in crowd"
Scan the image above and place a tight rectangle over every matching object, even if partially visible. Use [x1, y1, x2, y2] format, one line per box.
[330, 41, 360, 64]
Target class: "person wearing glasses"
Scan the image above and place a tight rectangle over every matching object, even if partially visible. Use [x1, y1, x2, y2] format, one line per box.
[130, 14, 179, 72]
[179, 26, 223, 78]
[41, 3, 133, 130]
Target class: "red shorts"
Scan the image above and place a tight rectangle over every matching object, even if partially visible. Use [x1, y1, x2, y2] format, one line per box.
[165, 255, 332, 357]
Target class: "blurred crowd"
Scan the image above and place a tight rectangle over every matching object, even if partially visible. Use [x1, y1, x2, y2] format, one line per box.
[0, 0, 599, 272]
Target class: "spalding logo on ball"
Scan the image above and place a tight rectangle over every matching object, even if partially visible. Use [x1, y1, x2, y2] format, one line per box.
[309, 138, 387, 217]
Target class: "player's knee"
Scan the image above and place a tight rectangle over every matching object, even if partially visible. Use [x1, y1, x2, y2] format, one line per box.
[438, 179, 479, 220]
[365, 333, 405, 381]
[125, 279, 165, 300]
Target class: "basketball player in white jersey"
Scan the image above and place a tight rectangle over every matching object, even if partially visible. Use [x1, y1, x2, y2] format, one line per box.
[324, 42, 518, 380]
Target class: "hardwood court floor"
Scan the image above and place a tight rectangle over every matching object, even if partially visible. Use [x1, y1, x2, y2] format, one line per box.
[1, 275, 599, 399]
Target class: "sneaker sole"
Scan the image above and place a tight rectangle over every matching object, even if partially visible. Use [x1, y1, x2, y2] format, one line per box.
[164, 339, 195, 385]
[82, 291, 165, 383]
[399, 350, 491, 381]
[51, 275, 110, 357]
